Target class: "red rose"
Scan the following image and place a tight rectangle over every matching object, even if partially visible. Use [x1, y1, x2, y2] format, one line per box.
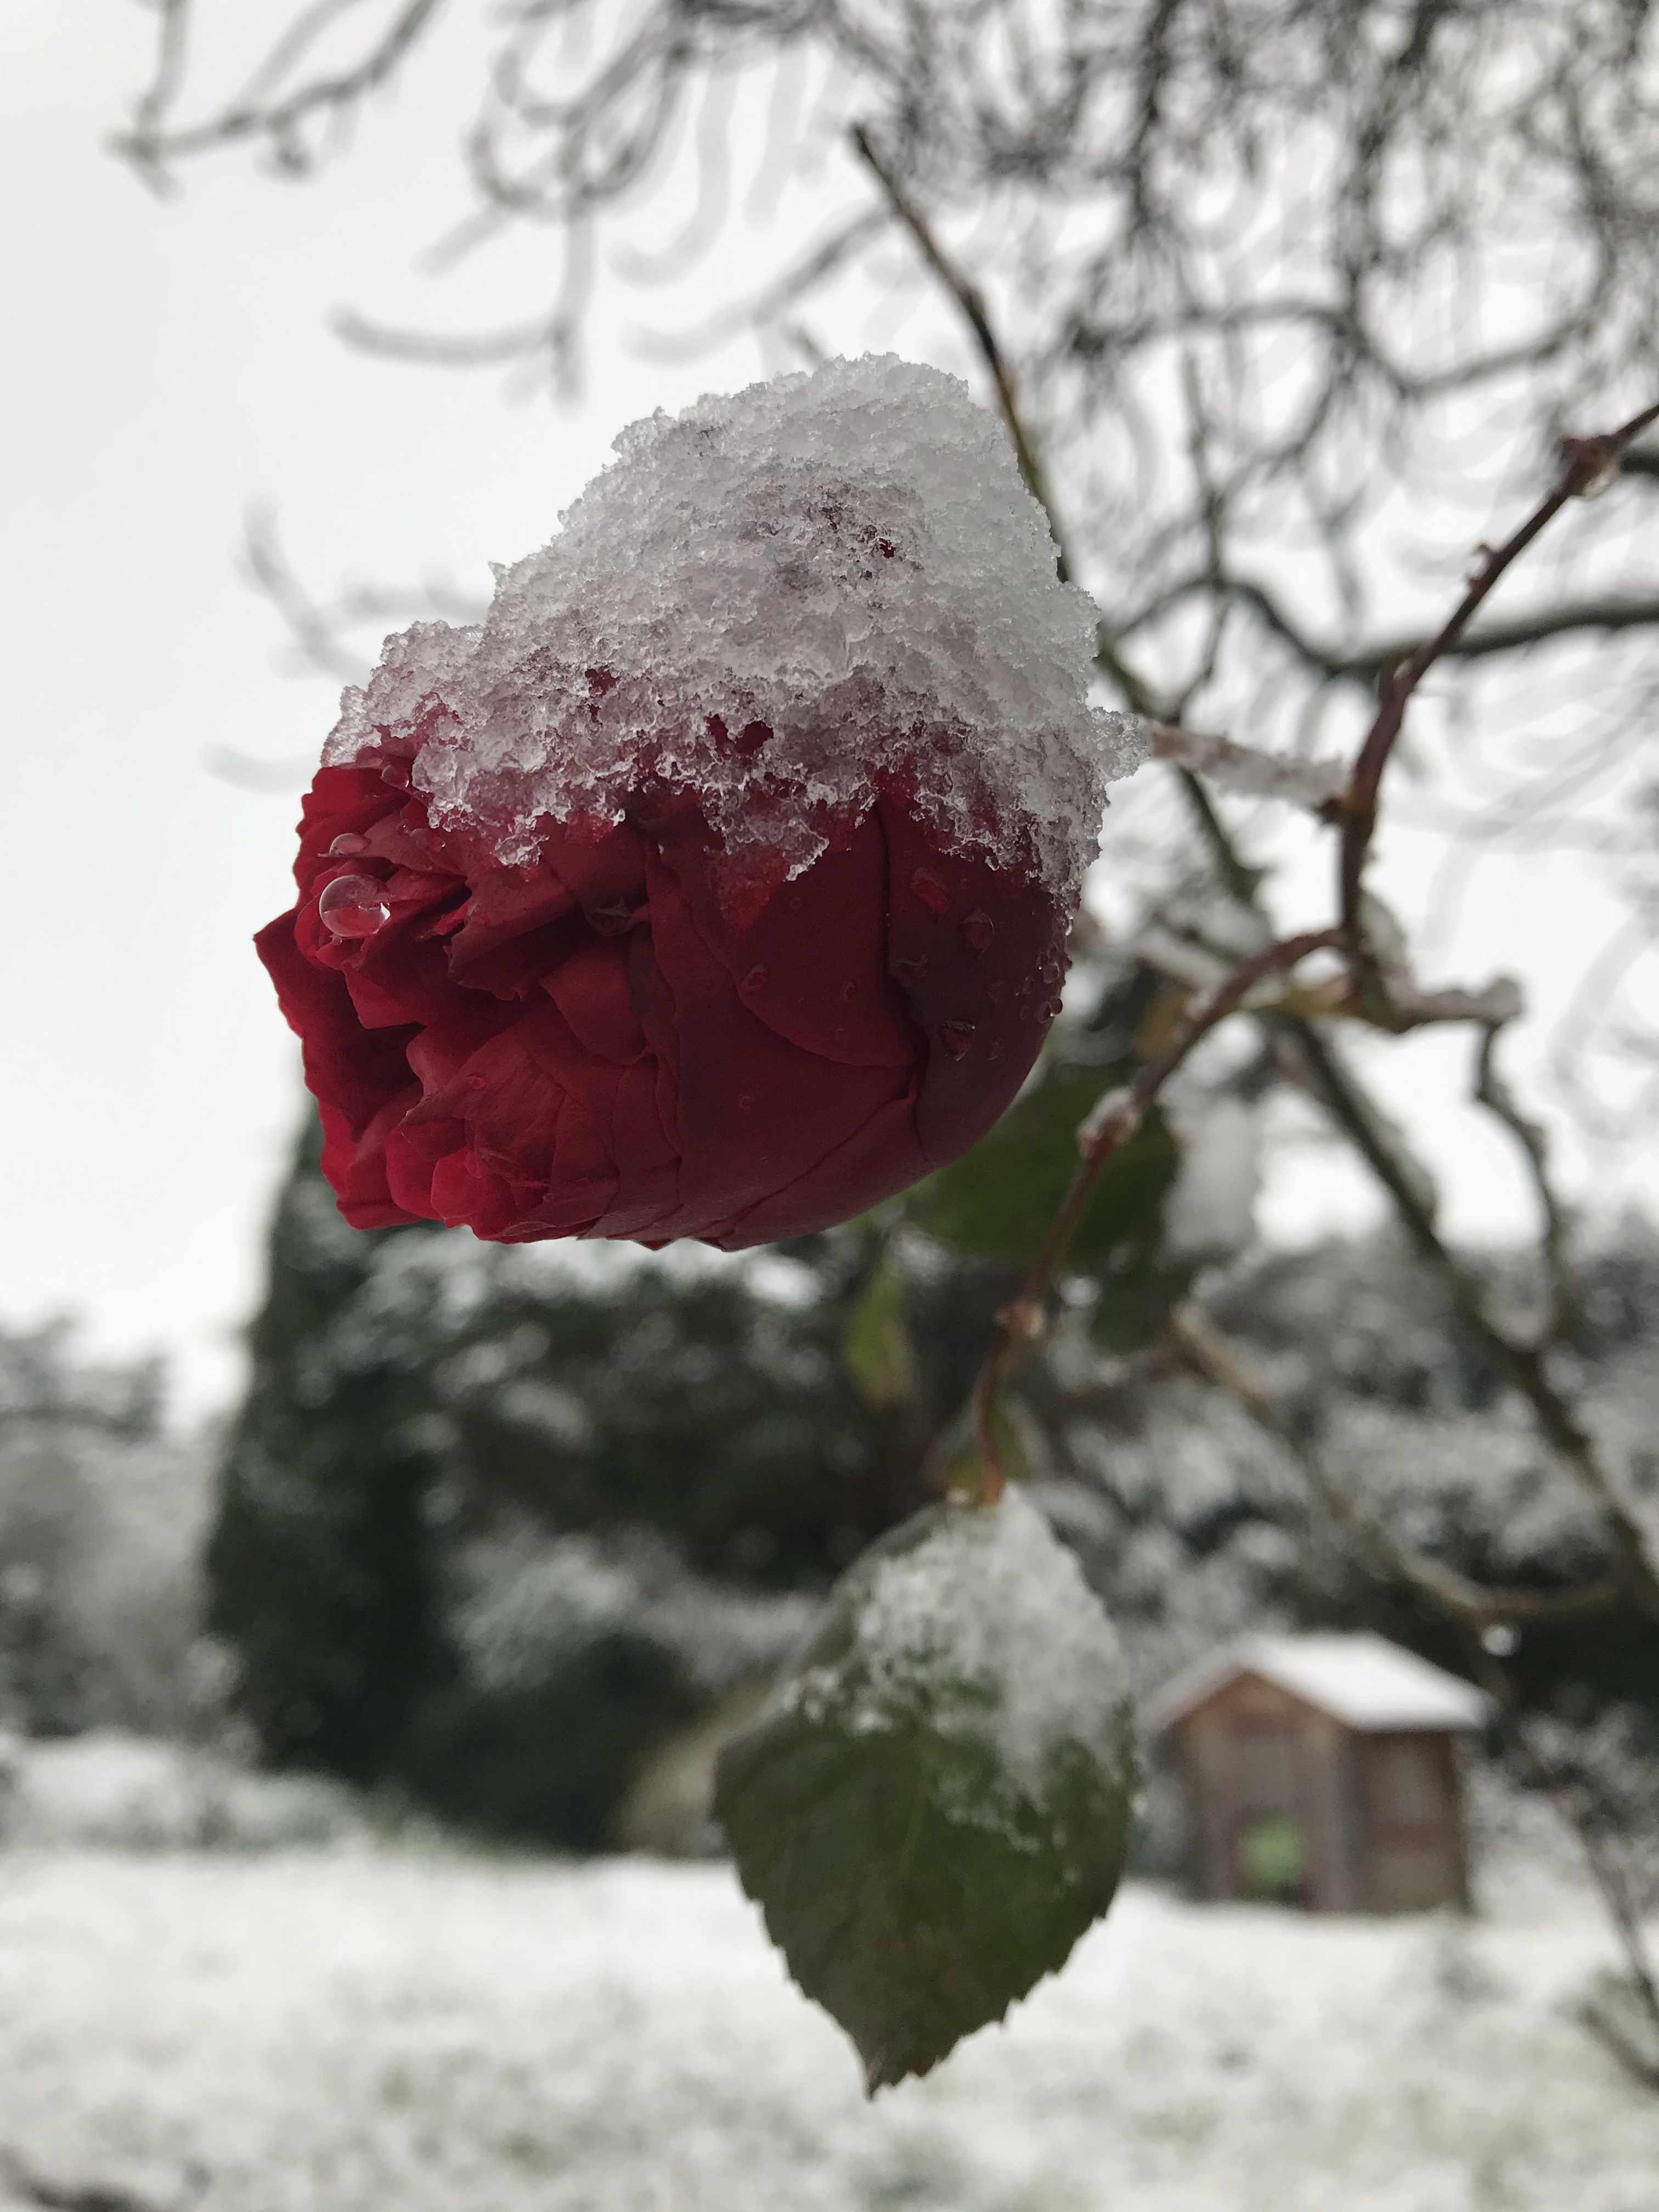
[256, 754, 1070, 1245]
[256, 356, 1141, 1246]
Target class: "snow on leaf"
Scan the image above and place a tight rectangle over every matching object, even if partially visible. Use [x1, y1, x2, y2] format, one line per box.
[714, 1488, 1136, 2091]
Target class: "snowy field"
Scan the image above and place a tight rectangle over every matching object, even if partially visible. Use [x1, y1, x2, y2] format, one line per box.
[3, 1776, 1657, 2212]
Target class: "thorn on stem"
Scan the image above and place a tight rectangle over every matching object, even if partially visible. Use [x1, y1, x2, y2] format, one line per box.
[1561, 434, 1622, 498]
[996, 1297, 1046, 1342]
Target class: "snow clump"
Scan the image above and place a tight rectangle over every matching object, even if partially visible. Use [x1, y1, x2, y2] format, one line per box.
[796, 1486, 1132, 1805]
[326, 354, 1146, 905]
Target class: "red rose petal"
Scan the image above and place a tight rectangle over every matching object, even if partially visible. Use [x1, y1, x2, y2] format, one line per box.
[543, 936, 648, 1065]
[641, 845, 913, 1240]
[261, 751, 1069, 1246]
[714, 1087, 928, 1249]
[649, 805, 918, 1070]
[874, 789, 1066, 1165]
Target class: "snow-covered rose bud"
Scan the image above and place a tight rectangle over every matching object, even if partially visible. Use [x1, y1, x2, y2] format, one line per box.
[256, 356, 1143, 1247]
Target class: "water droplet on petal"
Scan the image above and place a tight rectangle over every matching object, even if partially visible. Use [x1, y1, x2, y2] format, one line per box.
[467, 1074, 487, 1093]
[910, 867, 951, 916]
[319, 873, 391, 939]
[893, 956, 928, 986]
[741, 966, 768, 994]
[840, 981, 859, 1003]
[986, 1039, 1003, 1061]
[1039, 957, 1064, 989]
[939, 1022, 975, 1059]
[738, 1094, 755, 1111]
[958, 909, 995, 953]
[328, 832, 369, 857]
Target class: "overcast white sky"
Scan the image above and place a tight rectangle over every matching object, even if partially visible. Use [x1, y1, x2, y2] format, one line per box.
[2, 4, 1650, 1420]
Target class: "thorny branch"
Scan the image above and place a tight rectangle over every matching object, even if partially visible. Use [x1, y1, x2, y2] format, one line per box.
[1337, 401, 1659, 986]
[1130, 731, 1659, 2089]
[969, 926, 1341, 1500]
[959, 376, 1659, 2038]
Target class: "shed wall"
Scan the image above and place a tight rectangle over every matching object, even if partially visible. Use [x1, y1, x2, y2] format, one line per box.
[1173, 1675, 1471, 1915]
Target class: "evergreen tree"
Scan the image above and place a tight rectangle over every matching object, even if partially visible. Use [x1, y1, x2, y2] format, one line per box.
[208, 1115, 453, 1784]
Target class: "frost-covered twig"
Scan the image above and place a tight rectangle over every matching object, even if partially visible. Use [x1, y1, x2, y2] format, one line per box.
[1166, 1302, 1623, 1629]
[1280, 1019, 1659, 1616]
[1474, 1022, 1574, 1346]
[1470, 1657, 1659, 2091]
[1149, 721, 1348, 812]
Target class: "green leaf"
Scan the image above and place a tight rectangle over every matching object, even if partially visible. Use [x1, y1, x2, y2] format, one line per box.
[909, 1073, 1180, 1267]
[714, 1489, 1136, 2091]
[841, 1260, 919, 1409]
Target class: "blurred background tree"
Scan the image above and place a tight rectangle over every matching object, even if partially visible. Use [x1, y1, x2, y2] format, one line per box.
[0, 1324, 209, 1741]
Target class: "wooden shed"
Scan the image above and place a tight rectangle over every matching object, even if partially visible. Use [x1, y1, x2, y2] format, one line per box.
[1145, 1634, 1488, 1914]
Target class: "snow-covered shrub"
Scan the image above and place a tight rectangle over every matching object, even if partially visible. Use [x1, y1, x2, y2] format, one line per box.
[0, 1324, 214, 1739]
[0, 1730, 364, 1852]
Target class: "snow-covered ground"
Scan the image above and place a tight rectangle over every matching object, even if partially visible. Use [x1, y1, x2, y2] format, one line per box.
[2, 1801, 1656, 2212]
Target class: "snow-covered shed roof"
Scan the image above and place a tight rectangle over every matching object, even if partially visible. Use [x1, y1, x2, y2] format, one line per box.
[1143, 1633, 1489, 1736]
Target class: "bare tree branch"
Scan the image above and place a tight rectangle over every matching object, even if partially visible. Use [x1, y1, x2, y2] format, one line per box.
[1276, 1014, 1659, 1617]
[969, 926, 1341, 1498]
[112, 0, 447, 180]
[1167, 1303, 1622, 1630]
[1474, 1023, 1575, 1347]
[238, 503, 486, 686]
[1336, 399, 1659, 972]
[1128, 573, 1659, 689]
[848, 115, 1163, 719]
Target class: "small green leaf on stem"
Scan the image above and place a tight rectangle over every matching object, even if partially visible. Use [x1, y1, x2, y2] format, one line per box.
[911, 1074, 1180, 1265]
[842, 1259, 919, 1409]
